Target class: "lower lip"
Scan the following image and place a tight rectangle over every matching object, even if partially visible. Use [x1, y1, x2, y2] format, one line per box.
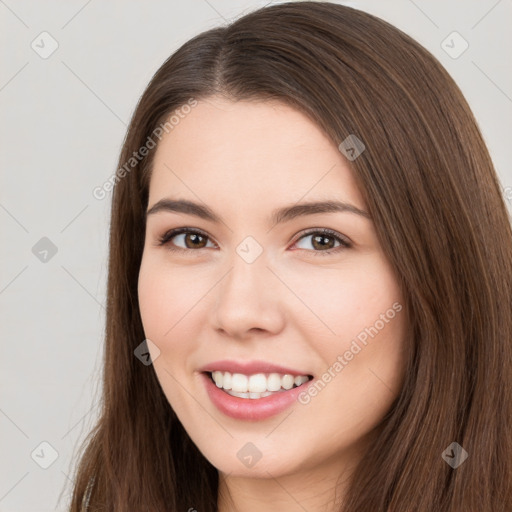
[201, 372, 312, 421]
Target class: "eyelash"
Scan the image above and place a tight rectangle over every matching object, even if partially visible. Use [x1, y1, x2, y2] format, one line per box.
[157, 227, 351, 257]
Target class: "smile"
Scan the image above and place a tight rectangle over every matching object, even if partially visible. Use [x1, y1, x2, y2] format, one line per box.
[209, 371, 311, 399]
[201, 370, 314, 421]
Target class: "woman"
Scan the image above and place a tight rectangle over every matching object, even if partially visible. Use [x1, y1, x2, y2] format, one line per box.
[69, 2, 512, 510]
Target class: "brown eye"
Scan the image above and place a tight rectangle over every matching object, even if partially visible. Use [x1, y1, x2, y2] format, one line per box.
[182, 232, 208, 249]
[293, 228, 351, 256]
[158, 228, 215, 251]
[311, 233, 336, 250]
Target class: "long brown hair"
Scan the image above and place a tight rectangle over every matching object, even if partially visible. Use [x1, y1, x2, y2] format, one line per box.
[66, 2, 512, 510]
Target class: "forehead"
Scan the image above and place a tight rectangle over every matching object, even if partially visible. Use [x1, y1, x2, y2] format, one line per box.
[149, 96, 366, 212]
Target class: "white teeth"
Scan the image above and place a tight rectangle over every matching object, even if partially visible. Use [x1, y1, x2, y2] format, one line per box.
[227, 390, 275, 399]
[282, 374, 294, 390]
[210, 371, 310, 394]
[213, 371, 223, 388]
[231, 373, 248, 392]
[231, 391, 250, 398]
[267, 373, 282, 391]
[222, 372, 232, 390]
[294, 375, 309, 386]
[248, 373, 267, 392]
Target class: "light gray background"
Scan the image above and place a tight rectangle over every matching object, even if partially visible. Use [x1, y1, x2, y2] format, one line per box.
[1, 1, 511, 510]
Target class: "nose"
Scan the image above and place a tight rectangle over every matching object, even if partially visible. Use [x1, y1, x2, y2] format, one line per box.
[210, 249, 285, 340]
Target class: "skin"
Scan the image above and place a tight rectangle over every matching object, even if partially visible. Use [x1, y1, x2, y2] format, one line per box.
[138, 96, 407, 511]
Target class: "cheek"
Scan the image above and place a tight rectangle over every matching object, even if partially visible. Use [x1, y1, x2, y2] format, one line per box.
[138, 261, 168, 338]
[137, 256, 219, 391]
[138, 260, 183, 376]
[137, 259, 201, 410]
[279, 255, 402, 341]
[287, 255, 406, 399]
[137, 256, 205, 339]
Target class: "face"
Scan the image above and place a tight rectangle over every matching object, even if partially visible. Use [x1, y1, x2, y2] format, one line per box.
[138, 96, 407, 483]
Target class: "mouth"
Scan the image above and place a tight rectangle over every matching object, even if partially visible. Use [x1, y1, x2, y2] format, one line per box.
[199, 361, 316, 420]
[204, 370, 314, 399]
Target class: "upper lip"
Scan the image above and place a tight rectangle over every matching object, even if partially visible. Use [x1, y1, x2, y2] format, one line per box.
[199, 359, 312, 377]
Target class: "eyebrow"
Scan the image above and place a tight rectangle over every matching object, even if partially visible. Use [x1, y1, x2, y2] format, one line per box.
[146, 198, 371, 225]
